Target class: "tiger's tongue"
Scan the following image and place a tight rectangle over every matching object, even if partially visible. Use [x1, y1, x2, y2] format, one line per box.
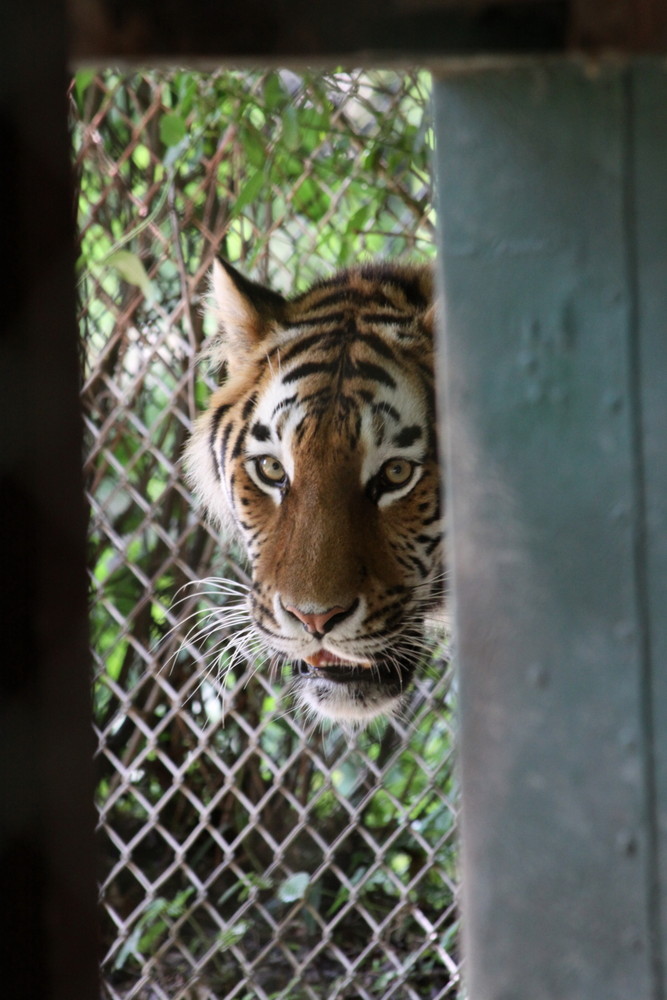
[304, 650, 369, 669]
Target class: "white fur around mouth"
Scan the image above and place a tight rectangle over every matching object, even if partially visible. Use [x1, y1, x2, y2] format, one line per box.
[303, 650, 372, 669]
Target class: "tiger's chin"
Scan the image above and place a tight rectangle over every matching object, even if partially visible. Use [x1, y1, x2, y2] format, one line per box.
[289, 656, 415, 726]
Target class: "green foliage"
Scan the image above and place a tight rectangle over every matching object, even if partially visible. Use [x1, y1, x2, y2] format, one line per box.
[74, 68, 456, 998]
[72, 68, 435, 291]
[106, 250, 155, 301]
[277, 872, 311, 904]
[113, 888, 195, 971]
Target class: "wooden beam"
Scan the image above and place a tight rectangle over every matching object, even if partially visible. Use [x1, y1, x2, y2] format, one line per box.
[67, 0, 568, 62]
[570, 0, 667, 52]
[66, 0, 667, 63]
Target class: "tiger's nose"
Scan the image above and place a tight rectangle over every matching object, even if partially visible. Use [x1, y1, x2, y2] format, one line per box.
[284, 601, 357, 638]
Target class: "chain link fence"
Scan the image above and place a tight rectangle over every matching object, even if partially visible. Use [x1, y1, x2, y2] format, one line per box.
[71, 68, 459, 1000]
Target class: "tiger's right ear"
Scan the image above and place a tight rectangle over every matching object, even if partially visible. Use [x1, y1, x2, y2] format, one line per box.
[209, 259, 287, 374]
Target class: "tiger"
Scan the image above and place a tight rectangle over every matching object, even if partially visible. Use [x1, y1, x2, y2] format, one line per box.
[185, 258, 444, 725]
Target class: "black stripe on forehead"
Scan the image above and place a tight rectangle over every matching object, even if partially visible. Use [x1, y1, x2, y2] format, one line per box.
[357, 331, 397, 362]
[392, 425, 422, 448]
[250, 421, 271, 442]
[357, 266, 430, 307]
[282, 359, 338, 385]
[372, 400, 401, 422]
[352, 359, 396, 389]
[401, 277, 430, 308]
[270, 392, 299, 441]
[285, 310, 346, 331]
[241, 392, 258, 420]
[292, 285, 359, 309]
[372, 399, 403, 448]
[277, 320, 399, 366]
[291, 269, 425, 313]
[282, 355, 396, 398]
[336, 265, 428, 305]
[359, 311, 414, 326]
[278, 329, 335, 364]
[271, 393, 297, 418]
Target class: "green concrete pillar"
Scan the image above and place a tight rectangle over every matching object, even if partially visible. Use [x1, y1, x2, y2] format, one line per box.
[434, 60, 667, 1000]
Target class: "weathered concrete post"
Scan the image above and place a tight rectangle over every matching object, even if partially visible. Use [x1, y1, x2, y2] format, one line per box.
[434, 60, 667, 1000]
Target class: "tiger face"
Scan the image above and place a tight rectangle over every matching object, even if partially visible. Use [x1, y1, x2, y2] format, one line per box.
[185, 259, 443, 725]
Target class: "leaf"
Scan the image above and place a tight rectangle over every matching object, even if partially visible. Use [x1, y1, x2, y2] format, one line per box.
[138, 916, 168, 954]
[231, 171, 265, 217]
[173, 73, 197, 117]
[282, 106, 301, 151]
[277, 871, 310, 903]
[346, 204, 373, 235]
[131, 143, 151, 170]
[298, 106, 331, 136]
[262, 73, 287, 110]
[165, 886, 195, 917]
[113, 925, 143, 970]
[74, 69, 95, 106]
[160, 112, 187, 147]
[292, 177, 329, 222]
[105, 641, 127, 681]
[218, 921, 249, 948]
[238, 123, 267, 169]
[107, 251, 154, 302]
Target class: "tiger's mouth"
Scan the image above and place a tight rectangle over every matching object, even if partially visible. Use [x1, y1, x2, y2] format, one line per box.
[291, 651, 416, 724]
[293, 651, 415, 689]
[302, 649, 372, 671]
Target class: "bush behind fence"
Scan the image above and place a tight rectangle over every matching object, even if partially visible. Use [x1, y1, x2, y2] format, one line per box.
[72, 67, 459, 1000]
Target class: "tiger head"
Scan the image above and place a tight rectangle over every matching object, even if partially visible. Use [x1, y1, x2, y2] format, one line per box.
[185, 259, 443, 725]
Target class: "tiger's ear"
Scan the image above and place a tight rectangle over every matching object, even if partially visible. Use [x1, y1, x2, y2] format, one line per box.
[209, 259, 286, 374]
[422, 301, 437, 335]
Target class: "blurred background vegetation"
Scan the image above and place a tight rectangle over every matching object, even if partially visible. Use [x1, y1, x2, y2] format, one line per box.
[71, 67, 459, 1000]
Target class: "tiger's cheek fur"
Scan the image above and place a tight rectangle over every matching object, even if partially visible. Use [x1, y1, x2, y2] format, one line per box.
[233, 467, 281, 560]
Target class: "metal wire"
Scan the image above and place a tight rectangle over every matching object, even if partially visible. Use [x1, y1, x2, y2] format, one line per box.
[73, 67, 459, 1000]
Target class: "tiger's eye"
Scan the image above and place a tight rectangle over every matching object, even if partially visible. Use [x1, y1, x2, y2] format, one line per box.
[256, 456, 287, 486]
[381, 458, 414, 487]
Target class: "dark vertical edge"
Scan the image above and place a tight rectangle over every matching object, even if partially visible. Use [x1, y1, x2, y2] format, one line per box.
[630, 58, 667, 993]
[0, 2, 99, 998]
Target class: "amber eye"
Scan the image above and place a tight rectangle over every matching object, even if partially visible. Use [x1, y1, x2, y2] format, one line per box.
[255, 455, 287, 487]
[379, 458, 415, 489]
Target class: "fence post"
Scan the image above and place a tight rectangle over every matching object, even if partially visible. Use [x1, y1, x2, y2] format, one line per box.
[433, 59, 666, 999]
[0, 2, 99, 997]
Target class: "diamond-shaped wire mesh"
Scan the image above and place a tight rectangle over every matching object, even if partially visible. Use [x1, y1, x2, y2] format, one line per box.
[72, 68, 459, 1000]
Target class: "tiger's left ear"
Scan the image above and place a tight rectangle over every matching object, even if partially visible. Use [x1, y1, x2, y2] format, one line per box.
[209, 259, 287, 374]
[422, 302, 437, 335]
